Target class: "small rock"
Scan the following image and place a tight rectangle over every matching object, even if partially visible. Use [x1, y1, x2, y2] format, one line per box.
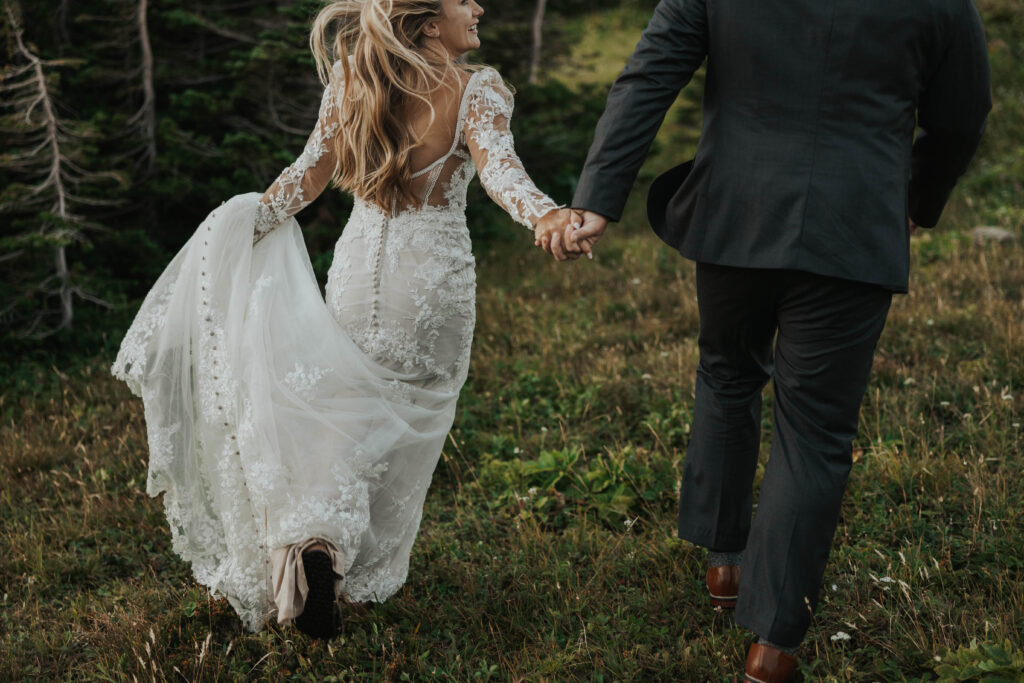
[970, 226, 1018, 244]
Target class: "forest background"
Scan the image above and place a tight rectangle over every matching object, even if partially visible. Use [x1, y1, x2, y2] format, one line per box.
[2, 0, 1023, 680]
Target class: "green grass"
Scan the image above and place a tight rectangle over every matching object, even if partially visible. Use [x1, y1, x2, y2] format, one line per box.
[2, 3, 1023, 681]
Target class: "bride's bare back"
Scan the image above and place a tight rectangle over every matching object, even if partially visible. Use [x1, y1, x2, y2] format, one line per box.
[403, 71, 477, 209]
[405, 72, 471, 171]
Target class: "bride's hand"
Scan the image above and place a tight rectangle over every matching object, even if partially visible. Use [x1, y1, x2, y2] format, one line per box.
[534, 208, 582, 261]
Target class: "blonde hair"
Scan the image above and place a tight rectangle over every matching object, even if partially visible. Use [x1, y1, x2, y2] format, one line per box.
[310, 0, 461, 211]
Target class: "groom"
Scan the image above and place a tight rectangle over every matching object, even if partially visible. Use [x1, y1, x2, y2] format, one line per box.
[560, 0, 991, 680]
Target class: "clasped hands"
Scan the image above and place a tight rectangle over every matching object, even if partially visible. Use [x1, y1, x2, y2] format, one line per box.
[533, 208, 609, 261]
[533, 212, 922, 260]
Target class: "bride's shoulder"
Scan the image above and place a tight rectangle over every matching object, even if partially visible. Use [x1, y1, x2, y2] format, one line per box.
[467, 65, 508, 89]
[462, 65, 514, 109]
[329, 55, 356, 80]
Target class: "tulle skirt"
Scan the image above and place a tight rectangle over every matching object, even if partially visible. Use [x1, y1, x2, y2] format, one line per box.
[112, 194, 465, 630]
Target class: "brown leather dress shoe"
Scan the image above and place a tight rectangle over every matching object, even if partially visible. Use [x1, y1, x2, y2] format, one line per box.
[706, 564, 741, 608]
[740, 642, 798, 683]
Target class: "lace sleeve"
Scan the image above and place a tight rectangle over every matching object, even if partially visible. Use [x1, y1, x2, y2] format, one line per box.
[253, 62, 345, 244]
[464, 69, 559, 229]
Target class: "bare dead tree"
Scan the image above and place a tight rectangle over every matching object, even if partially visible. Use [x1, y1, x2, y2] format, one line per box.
[528, 0, 547, 84]
[0, 1, 118, 337]
[126, 0, 157, 172]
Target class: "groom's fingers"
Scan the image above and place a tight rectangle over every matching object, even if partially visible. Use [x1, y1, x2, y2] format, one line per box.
[573, 223, 600, 241]
[550, 230, 565, 260]
[578, 236, 594, 258]
[565, 225, 581, 248]
[553, 230, 576, 261]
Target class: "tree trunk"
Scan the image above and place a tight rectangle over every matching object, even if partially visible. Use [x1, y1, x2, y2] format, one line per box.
[55, 245, 73, 330]
[57, 0, 71, 47]
[137, 0, 157, 171]
[528, 0, 546, 85]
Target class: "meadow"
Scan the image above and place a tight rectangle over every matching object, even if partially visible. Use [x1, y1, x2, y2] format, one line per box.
[2, 3, 1023, 681]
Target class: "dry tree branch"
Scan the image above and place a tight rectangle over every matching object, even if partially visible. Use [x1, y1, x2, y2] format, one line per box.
[266, 87, 311, 136]
[186, 11, 258, 44]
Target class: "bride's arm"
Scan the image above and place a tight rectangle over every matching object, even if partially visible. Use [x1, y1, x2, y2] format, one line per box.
[464, 70, 569, 236]
[253, 62, 345, 244]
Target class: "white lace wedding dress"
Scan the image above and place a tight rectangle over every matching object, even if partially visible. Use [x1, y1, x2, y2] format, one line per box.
[111, 64, 558, 631]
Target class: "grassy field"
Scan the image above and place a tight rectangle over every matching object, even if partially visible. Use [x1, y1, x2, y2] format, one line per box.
[2, 3, 1023, 681]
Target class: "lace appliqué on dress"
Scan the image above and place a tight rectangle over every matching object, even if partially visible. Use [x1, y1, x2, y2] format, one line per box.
[464, 69, 560, 229]
[253, 62, 346, 244]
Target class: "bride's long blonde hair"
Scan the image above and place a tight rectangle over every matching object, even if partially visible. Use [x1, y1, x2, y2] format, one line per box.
[310, 0, 460, 210]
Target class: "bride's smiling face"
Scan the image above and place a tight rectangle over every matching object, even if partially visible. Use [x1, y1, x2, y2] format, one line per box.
[431, 0, 484, 58]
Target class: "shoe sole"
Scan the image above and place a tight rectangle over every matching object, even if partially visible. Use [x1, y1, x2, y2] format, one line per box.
[709, 593, 738, 609]
[293, 549, 341, 640]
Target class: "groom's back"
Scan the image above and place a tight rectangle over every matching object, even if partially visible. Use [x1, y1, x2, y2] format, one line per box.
[667, 0, 989, 291]
[708, 0, 937, 141]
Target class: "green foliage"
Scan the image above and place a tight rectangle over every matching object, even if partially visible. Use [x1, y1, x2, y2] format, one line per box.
[934, 639, 1024, 682]
[479, 443, 679, 528]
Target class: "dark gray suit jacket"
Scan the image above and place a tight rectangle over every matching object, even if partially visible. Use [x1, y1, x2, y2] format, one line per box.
[573, 0, 991, 292]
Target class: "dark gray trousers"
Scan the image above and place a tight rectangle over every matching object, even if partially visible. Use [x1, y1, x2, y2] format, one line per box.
[677, 262, 892, 647]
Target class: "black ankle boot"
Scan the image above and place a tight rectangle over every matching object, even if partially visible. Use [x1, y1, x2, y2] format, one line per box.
[293, 546, 341, 640]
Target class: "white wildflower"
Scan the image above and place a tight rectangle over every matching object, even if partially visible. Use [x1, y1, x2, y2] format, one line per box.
[830, 631, 852, 642]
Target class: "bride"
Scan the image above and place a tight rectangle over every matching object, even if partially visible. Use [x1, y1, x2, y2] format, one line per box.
[112, 0, 578, 639]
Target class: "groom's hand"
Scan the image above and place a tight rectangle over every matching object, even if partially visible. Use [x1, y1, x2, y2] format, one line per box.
[566, 210, 609, 258]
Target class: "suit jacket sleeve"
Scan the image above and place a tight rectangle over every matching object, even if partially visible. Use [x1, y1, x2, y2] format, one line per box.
[908, 0, 992, 228]
[572, 0, 708, 221]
